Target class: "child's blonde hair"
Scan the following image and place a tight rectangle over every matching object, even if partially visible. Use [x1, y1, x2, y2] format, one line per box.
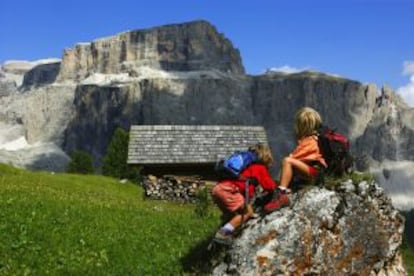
[249, 143, 274, 167]
[294, 107, 322, 140]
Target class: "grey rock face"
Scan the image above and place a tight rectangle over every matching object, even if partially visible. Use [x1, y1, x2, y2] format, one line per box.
[0, 62, 25, 95]
[0, 78, 17, 97]
[1, 61, 34, 75]
[0, 143, 70, 172]
[57, 20, 244, 82]
[212, 180, 406, 275]
[15, 85, 76, 144]
[63, 77, 255, 164]
[353, 90, 414, 210]
[355, 100, 414, 162]
[21, 62, 61, 90]
[62, 71, 377, 170]
[0, 20, 413, 210]
[250, 72, 378, 165]
[0, 81, 75, 171]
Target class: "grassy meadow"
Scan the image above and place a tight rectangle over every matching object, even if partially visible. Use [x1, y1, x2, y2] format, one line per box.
[0, 163, 413, 275]
[0, 164, 220, 274]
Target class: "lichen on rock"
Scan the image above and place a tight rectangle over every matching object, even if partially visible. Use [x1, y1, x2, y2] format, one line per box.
[212, 179, 407, 275]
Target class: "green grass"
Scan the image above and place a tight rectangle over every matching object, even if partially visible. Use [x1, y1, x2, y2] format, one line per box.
[1, 164, 413, 275]
[0, 164, 220, 274]
[402, 243, 414, 275]
[402, 209, 414, 275]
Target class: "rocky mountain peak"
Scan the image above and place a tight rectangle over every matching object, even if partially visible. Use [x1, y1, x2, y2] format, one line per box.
[212, 179, 406, 275]
[57, 20, 244, 82]
[0, 20, 413, 210]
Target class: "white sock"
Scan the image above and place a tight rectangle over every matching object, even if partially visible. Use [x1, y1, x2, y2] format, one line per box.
[222, 223, 235, 233]
[279, 186, 287, 191]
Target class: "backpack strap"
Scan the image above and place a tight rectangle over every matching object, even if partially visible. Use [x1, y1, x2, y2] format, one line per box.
[244, 179, 249, 210]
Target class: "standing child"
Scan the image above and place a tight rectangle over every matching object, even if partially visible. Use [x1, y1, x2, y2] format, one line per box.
[212, 143, 277, 245]
[265, 107, 327, 212]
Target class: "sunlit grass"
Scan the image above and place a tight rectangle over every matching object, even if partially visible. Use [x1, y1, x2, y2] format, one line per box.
[402, 244, 414, 275]
[0, 164, 220, 274]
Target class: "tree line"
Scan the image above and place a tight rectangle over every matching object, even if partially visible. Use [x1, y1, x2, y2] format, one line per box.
[67, 127, 140, 181]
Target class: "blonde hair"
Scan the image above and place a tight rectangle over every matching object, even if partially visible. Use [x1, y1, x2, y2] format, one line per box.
[249, 143, 274, 167]
[294, 107, 322, 140]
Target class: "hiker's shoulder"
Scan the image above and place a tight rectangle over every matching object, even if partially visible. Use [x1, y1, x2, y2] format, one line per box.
[244, 163, 267, 172]
[299, 135, 318, 144]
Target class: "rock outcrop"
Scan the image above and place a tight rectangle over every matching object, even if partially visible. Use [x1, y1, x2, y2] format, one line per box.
[1, 60, 35, 75]
[57, 20, 244, 82]
[354, 87, 414, 211]
[0, 61, 30, 96]
[21, 62, 61, 90]
[0, 77, 16, 97]
[355, 86, 414, 162]
[212, 179, 406, 275]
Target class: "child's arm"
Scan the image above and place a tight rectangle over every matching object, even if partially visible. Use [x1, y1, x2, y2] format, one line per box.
[257, 166, 277, 192]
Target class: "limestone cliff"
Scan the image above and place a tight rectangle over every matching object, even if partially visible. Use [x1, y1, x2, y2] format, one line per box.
[21, 62, 61, 90]
[57, 20, 244, 82]
[211, 179, 406, 275]
[0, 77, 16, 97]
[62, 77, 255, 163]
[0, 20, 413, 210]
[250, 72, 378, 164]
[355, 86, 414, 211]
[62, 70, 378, 170]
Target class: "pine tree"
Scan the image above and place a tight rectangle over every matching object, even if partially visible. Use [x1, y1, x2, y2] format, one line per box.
[102, 127, 130, 179]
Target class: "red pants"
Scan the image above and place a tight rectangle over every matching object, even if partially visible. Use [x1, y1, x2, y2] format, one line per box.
[211, 181, 244, 214]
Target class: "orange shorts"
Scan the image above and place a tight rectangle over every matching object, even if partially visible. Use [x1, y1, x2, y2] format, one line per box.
[211, 181, 245, 214]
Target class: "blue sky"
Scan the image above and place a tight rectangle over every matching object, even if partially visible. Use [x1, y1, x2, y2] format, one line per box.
[1, 0, 414, 105]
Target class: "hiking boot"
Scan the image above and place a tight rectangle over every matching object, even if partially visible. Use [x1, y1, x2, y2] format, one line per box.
[277, 187, 291, 195]
[213, 229, 233, 245]
[251, 212, 260, 218]
[263, 194, 290, 214]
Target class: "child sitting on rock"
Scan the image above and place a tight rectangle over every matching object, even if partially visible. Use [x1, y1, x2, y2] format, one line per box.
[212, 143, 277, 245]
[264, 107, 327, 213]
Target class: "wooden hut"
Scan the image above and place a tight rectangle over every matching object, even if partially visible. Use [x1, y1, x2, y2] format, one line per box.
[127, 125, 269, 180]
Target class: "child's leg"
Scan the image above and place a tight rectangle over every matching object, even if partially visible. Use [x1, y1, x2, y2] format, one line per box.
[215, 204, 254, 243]
[228, 204, 254, 229]
[280, 157, 313, 188]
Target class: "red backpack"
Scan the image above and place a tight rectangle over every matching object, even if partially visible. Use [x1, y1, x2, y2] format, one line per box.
[318, 126, 353, 176]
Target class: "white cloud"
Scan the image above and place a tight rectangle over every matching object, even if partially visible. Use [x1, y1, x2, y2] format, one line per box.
[403, 60, 414, 75]
[397, 61, 414, 107]
[265, 65, 309, 74]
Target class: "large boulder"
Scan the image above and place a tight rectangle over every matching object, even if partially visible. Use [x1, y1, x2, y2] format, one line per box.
[212, 179, 406, 275]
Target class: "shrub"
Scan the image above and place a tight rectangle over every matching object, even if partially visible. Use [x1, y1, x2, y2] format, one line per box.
[194, 187, 212, 218]
[67, 151, 94, 174]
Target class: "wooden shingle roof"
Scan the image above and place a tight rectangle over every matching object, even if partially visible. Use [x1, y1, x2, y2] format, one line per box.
[127, 125, 269, 165]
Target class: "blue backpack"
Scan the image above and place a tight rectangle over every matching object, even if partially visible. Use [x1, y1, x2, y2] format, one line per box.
[215, 150, 258, 179]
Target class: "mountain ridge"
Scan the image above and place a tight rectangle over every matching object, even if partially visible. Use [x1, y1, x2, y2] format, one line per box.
[0, 20, 413, 210]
